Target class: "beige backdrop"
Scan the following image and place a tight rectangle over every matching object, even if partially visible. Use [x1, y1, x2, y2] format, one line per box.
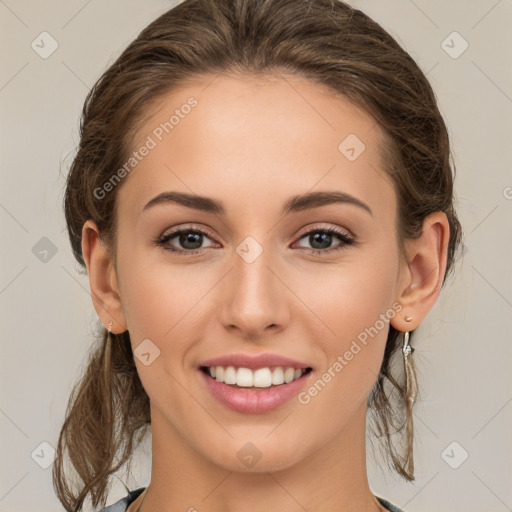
[1, 1, 511, 511]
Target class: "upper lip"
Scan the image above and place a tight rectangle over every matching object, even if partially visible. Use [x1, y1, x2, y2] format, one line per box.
[199, 353, 313, 370]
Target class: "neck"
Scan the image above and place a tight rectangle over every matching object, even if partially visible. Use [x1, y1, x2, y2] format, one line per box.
[134, 402, 385, 512]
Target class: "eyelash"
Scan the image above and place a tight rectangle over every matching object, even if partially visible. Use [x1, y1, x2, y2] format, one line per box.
[155, 225, 356, 256]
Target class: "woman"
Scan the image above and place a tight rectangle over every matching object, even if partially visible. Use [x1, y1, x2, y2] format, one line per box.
[54, 0, 463, 511]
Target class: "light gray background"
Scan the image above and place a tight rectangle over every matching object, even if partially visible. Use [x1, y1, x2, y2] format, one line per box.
[1, 1, 511, 511]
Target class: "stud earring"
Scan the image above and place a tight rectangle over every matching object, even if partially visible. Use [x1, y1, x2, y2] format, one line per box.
[404, 315, 413, 322]
[107, 320, 113, 333]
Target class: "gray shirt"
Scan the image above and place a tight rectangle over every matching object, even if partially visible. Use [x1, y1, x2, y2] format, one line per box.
[98, 487, 407, 512]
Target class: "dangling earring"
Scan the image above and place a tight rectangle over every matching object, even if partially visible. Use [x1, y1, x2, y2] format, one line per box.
[402, 331, 417, 404]
[402, 329, 418, 478]
[107, 320, 113, 335]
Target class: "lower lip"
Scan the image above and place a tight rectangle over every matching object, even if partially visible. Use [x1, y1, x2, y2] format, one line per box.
[199, 369, 313, 414]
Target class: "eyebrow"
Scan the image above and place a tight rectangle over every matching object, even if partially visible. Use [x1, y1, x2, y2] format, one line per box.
[142, 190, 373, 217]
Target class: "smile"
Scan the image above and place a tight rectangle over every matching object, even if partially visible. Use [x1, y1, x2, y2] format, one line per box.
[200, 365, 312, 388]
[199, 366, 314, 414]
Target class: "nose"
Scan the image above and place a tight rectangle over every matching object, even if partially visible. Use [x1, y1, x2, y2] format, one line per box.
[218, 243, 290, 341]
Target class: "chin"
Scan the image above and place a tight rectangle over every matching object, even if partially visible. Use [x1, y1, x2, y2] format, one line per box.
[202, 438, 308, 474]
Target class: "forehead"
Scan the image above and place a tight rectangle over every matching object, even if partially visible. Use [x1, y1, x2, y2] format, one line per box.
[118, 72, 394, 220]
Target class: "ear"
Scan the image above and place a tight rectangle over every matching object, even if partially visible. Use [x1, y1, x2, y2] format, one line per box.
[81, 220, 127, 334]
[391, 211, 450, 333]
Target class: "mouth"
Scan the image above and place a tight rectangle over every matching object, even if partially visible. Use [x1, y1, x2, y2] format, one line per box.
[198, 363, 315, 414]
[199, 365, 313, 389]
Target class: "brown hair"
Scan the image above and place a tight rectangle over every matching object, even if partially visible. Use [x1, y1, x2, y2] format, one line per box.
[55, 0, 463, 509]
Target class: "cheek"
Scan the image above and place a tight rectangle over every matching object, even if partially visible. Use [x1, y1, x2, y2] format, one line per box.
[116, 247, 220, 376]
[306, 250, 397, 340]
[295, 275, 393, 435]
[115, 242, 181, 341]
[298, 249, 397, 392]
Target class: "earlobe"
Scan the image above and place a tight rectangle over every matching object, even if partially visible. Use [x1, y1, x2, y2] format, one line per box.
[391, 211, 450, 333]
[81, 220, 127, 334]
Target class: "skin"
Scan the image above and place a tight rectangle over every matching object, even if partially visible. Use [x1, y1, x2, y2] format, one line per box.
[82, 73, 449, 512]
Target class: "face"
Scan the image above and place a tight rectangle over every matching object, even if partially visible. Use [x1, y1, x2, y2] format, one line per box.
[111, 73, 404, 472]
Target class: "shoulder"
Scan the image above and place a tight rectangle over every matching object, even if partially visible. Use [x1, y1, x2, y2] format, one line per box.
[97, 489, 401, 512]
[376, 495, 407, 512]
[97, 487, 146, 512]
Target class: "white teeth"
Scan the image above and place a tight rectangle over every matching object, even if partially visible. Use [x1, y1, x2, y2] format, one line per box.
[284, 367, 295, 383]
[271, 367, 284, 385]
[253, 368, 272, 387]
[207, 365, 308, 388]
[224, 366, 237, 385]
[237, 367, 255, 387]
